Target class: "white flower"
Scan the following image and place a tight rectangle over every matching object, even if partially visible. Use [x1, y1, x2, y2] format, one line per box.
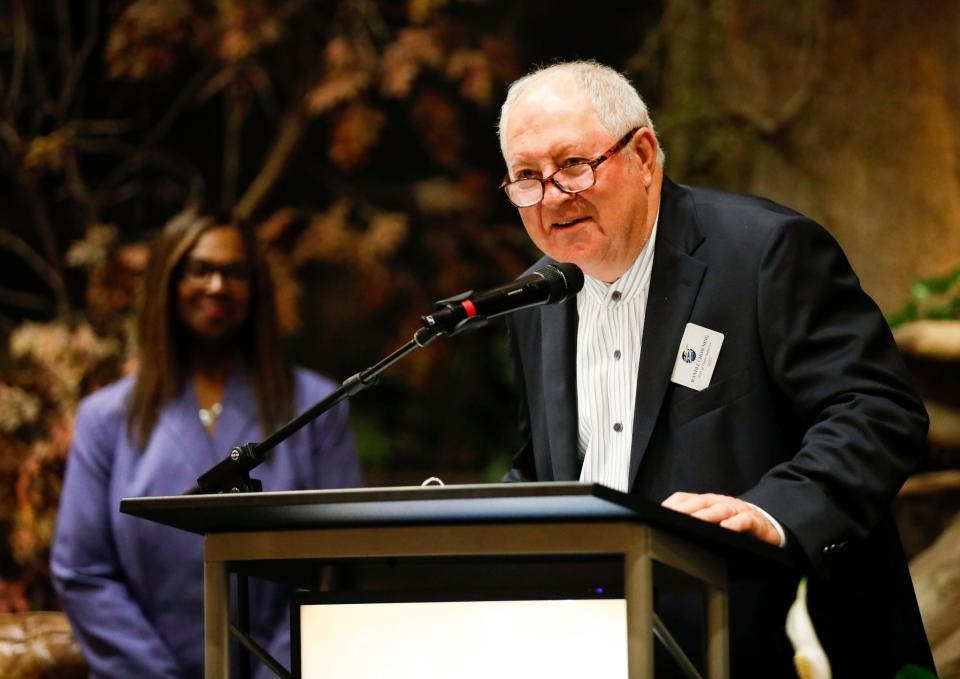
[786, 577, 832, 679]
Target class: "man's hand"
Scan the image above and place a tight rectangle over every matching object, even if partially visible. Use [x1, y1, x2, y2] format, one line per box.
[661, 492, 781, 545]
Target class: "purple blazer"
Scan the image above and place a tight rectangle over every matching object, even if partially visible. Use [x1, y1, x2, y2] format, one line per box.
[51, 367, 363, 678]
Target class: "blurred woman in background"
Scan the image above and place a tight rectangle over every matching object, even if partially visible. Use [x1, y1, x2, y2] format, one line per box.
[51, 210, 362, 678]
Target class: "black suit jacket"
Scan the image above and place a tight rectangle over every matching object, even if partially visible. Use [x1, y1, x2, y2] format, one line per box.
[505, 178, 933, 677]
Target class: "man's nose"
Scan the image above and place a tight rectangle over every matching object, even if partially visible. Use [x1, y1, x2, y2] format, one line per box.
[540, 179, 574, 208]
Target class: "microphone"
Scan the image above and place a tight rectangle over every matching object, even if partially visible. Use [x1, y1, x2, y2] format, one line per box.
[421, 262, 584, 332]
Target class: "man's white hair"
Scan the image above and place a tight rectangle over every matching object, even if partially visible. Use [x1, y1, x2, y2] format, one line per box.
[498, 60, 665, 166]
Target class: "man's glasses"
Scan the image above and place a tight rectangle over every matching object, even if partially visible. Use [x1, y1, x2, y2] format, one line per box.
[500, 128, 639, 208]
[180, 259, 251, 286]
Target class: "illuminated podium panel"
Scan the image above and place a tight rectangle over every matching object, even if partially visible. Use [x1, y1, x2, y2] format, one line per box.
[120, 483, 791, 679]
[296, 593, 629, 678]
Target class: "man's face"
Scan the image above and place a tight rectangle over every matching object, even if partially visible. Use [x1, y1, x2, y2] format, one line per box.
[504, 77, 660, 282]
[176, 226, 252, 345]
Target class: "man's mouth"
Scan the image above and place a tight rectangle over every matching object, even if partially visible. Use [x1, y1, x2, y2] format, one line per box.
[552, 217, 589, 230]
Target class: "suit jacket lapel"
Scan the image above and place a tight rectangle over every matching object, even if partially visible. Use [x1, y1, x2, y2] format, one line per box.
[540, 294, 580, 481]
[628, 180, 706, 489]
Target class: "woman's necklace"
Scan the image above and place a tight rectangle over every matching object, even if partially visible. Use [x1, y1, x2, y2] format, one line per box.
[198, 402, 223, 429]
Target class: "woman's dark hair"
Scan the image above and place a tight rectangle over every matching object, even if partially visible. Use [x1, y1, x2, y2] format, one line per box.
[127, 209, 293, 448]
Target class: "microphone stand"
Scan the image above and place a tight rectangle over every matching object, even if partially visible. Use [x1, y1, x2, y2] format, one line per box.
[183, 315, 486, 496]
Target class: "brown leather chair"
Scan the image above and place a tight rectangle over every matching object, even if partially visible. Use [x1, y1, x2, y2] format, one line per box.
[0, 612, 88, 679]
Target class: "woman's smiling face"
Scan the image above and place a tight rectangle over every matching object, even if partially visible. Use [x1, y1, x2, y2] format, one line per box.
[175, 226, 252, 345]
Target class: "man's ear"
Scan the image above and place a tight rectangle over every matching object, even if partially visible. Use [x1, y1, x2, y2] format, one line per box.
[632, 128, 659, 185]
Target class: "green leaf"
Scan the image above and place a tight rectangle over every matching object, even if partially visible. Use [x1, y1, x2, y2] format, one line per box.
[887, 300, 918, 328]
[894, 664, 938, 679]
[890, 264, 960, 327]
[926, 304, 957, 320]
[919, 274, 955, 295]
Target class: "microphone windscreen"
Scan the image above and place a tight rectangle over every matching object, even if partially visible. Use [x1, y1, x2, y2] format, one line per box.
[536, 262, 584, 303]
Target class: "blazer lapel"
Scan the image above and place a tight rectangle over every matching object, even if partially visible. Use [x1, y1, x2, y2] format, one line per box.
[540, 295, 580, 481]
[628, 180, 706, 489]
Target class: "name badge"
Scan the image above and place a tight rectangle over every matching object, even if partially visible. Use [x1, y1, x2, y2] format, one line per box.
[670, 323, 724, 391]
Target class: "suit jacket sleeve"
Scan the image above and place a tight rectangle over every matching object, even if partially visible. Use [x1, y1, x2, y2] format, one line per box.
[503, 320, 539, 483]
[739, 217, 928, 567]
[51, 397, 184, 678]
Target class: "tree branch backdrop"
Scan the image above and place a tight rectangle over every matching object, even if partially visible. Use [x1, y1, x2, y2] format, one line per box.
[1, 0, 958, 672]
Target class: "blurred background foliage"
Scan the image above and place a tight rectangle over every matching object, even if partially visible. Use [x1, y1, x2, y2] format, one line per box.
[888, 266, 960, 328]
[0, 0, 666, 610]
[1, 6, 959, 666]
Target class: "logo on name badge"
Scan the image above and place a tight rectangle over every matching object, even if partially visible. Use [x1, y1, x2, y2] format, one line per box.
[681, 347, 696, 363]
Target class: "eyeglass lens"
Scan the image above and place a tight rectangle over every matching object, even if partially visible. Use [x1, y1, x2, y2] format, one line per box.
[506, 163, 596, 207]
[181, 259, 251, 283]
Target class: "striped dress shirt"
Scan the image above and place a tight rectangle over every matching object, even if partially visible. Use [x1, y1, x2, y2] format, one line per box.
[576, 222, 658, 492]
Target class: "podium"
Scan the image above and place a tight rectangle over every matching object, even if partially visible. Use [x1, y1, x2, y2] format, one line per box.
[120, 482, 792, 679]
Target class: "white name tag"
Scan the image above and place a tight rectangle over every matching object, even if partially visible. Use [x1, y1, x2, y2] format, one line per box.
[670, 323, 724, 391]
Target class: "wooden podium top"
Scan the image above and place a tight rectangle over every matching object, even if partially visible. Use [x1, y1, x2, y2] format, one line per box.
[120, 482, 793, 573]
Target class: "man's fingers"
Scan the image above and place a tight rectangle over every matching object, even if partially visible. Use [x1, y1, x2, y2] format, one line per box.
[721, 510, 780, 545]
[661, 491, 696, 510]
[662, 491, 780, 545]
[662, 492, 722, 513]
[719, 511, 755, 532]
[692, 502, 739, 522]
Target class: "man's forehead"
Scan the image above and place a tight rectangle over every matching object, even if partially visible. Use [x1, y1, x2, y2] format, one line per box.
[509, 76, 588, 125]
[505, 85, 607, 165]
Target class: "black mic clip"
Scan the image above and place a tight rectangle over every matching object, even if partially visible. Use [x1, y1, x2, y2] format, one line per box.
[448, 316, 488, 337]
[186, 442, 264, 494]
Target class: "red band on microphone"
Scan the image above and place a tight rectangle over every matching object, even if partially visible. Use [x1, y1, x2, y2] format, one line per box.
[462, 300, 477, 317]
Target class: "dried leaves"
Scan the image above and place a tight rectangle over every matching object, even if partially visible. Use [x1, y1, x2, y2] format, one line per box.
[9, 323, 120, 407]
[216, 2, 284, 64]
[106, 0, 287, 81]
[0, 220, 139, 610]
[293, 201, 408, 273]
[381, 28, 445, 98]
[329, 101, 386, 170]
[106, 0, 194, 80]
[22, 132, 72, 174]
[0, 385, 41, 435]
[306, 37, 376, 115]
[2, 0, 527, 611]
[0, 321, 121, 611]
[308, 21, 515, 172]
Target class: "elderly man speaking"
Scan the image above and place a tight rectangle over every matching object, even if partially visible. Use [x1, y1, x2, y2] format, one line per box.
[498, 60, 933, 677]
